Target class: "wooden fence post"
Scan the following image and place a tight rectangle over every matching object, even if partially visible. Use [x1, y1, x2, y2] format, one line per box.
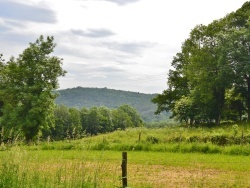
[121, 152, 127, 187]
[138, 132, 141, 142]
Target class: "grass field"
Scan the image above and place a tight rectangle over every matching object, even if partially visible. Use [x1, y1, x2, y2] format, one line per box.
[1, 148, 250, 187]
[1, 124, 250, 187]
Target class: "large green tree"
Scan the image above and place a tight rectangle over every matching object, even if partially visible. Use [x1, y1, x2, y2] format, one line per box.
[1, 36, 66, 141]
[153, 2, 250, 124]
[184, 21, 235, 125]
[223, 4, 250, 120]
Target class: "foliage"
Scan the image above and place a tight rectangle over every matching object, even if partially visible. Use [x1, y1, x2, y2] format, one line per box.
[152, 2, 250, 125]
[51, 104, 144, 140]
[0, 36, 66, 142]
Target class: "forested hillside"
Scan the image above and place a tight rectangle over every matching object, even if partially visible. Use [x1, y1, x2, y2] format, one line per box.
[55, 87, 169, 122]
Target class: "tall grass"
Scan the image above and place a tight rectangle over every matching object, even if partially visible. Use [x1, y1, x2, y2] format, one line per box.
[5, 124, 247, 156]
[0, 147, 108, 187]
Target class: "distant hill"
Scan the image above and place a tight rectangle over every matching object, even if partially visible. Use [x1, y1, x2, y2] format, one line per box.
[55, 87, 170, 122]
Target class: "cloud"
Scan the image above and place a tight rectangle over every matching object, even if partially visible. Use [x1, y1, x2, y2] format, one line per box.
[71, 28, 116, 38]
[0, 25, 10, 32]
[93, 65, 125, 73]
[102, 0, 140, 6]
[55, 31, 140, 61]
[0, 33, 39, 58]
[102, 41, 155, 54]
[61, 62, 126, 83]
[0, 0, 56, 23]
[3, 20, 26, 28]
[64, 62, 125, 73]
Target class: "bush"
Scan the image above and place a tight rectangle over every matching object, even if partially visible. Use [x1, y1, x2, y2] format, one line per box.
[210, 135, 228, 146]
[146, 136, 160, 144]
[92, 142, 110, 150]
[187, 135, 200, 143]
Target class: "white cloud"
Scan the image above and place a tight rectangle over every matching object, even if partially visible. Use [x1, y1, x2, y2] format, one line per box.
[0, 0, 247, 93]
[101, 0, 140, 6]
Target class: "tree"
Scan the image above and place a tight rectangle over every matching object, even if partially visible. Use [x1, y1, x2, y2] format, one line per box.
[173, 96, 197, 126]
[184, 22, 234, 125]
[112, 109, 133, 130]
[118, 104, 143, 127]
[80, 107, 89, 133]
[86, 107, 101, 135]
[152, 52, 190, 119]
[112, 105, 143, 130]
[223, 6, 250, 121]
[53, 105, 72, 140]
[152, 2, 250, 125]
[223, 89, 245, 121]
[98, 106, 114, 133]
[1, 36, 66, 141]
[69, 107, 82, 139]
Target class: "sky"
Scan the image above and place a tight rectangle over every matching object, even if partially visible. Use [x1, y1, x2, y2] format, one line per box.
[0, 0, 248, 94]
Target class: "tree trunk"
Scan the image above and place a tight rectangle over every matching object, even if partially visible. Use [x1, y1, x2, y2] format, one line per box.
[213, 88, 225, 126]
[189, 118, 194, 126]
[215, 115, 220, 126]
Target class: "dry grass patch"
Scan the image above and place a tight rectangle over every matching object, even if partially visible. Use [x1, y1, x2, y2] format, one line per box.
[127, 164, 250, 187]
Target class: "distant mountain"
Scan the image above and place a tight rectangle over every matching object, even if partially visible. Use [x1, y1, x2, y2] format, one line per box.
[55, 87, 170, 122]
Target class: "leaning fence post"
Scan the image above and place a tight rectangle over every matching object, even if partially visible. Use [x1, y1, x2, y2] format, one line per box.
[121, 151, 127, 187]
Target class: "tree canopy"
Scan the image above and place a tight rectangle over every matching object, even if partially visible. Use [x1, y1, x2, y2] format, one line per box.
[0, 36, 66, 141]
[51, 104, 144, 140]
[152, 2, 250, 125]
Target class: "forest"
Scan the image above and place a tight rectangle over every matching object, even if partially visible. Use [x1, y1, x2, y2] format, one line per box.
[153, 2, 250, 126]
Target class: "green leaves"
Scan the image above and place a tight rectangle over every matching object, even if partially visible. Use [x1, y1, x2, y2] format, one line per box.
[0, 36, 66, 141]
[153, 2, 250, 125]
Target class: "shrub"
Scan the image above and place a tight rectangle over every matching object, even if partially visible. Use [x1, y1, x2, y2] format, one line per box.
[187, 135, 200, 143]
[146, 136, 160, 144]
[92, 142, 110, 150]
[210, 135, 228, 146]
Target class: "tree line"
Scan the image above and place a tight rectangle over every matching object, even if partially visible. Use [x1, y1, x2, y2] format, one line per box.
[48, 104, 143, 141]
[153, 2, 250, 125]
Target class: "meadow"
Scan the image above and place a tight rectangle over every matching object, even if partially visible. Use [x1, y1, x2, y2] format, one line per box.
[1, 123, 250, 187]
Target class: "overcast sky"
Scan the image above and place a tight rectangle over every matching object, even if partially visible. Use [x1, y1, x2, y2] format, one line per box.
[0, 0, 248, 93]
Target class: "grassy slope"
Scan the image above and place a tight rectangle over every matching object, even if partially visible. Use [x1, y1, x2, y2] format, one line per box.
[24, 122, 250, 155]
